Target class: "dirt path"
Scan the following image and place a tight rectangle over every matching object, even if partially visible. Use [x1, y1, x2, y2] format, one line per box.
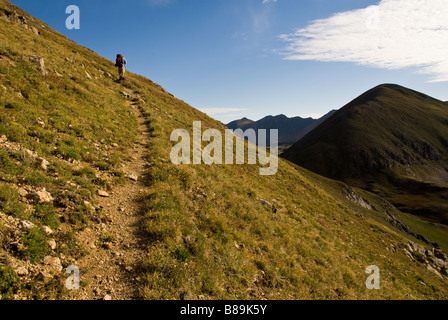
[66, 95, 150, 300]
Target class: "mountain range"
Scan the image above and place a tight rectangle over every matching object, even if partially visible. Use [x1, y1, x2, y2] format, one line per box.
[227, 111, 336, 146]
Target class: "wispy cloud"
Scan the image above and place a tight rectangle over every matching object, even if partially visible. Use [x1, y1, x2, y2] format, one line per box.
[263, 0, 278, 4]
[280, 0, 448, 82]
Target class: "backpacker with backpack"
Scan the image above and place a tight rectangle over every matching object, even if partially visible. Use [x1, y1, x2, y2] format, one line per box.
[115, 54, 126, 67]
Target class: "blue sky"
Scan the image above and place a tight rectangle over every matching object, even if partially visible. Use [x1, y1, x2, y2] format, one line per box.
[10, 0, 448, 122]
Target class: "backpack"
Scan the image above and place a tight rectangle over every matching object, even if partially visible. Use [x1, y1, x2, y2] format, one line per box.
[115, 55, 125, 67]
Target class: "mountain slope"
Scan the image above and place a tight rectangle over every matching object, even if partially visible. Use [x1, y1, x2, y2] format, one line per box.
[227, 111, 336, 146]
[283, 84, 448, 226]
[226, 117, 254, 130]
[1, 1, 448, 300]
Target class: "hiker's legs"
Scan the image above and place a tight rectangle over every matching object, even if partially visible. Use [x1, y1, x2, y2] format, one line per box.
[119, 66, 125, 79]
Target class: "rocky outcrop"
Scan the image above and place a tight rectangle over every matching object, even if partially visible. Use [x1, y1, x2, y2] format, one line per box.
[342, 187, 372, 210]
[0, 8, 40, 35]
[258, 199, 278, 213]
[27, 55, 47, 76]
[404, 241, 448, 278]
[27, 188, 54, 204]
[385, 210, 439, 248]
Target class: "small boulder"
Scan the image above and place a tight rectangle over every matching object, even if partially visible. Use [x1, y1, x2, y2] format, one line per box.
[37, 118, 45, 128]
[24, 149, 37, 159]
[432, 258, 448, 271]
[39, 270, 53, 283]
[15, 267, 29, 277]
[28, 55, 47, 76]
[21, 220, 35, 230]
[39, 158, 50, 170]
[258, 199, 278, 213]
[17, 187, 28, 198]
[121, 91, 132, 98]
[43, 256, 63, 274]
[83, 201, 96, 213]
[30, 26, 39, 35]
[17, 15, 26, 25]
[42, 225, 53, 235]
[98, 190, 110, 197]
[28, 188, 53, 203]
[48, 239, 57, 250]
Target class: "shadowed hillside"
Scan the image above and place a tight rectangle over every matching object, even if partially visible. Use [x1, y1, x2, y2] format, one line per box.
[283, 84, 448, 225]
[1, 1, 448, 300]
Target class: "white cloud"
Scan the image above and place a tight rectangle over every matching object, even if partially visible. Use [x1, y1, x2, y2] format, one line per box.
[200, 108, 248, 116]
[280, 0, 448, 82]
[263, 0, 278, 4]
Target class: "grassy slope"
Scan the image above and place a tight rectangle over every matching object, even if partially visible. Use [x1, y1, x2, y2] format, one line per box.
[1, 0, 448, 300]
[130, 80, 448, 299]
[0, 0, 139, 298]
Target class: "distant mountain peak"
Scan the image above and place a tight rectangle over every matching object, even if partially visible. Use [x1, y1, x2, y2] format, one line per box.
[227, 111, 337, 146]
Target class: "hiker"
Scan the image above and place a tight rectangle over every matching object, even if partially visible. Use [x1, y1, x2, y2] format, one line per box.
[115, 53, 127, 80]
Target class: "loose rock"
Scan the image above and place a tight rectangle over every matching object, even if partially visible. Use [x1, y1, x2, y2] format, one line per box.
[42, 225, 53, 235]
[39, 158, 50, 170]
[28, 55, 47, 76]
[16, 267, 29, 276]
[17, 187, 28, 198]
[28, 188, 53, 203]
[98, 190, 110, 198]
[43, 256, 63, 274]
[48, 239, 57, 250]
[21, 220, 35, 230]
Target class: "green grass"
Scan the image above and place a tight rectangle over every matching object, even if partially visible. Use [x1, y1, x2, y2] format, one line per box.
[0, 266, 19, 299]
[1, 0, 448, 300]
[21, 227, 50, 263]
[0, 182, 27, 219]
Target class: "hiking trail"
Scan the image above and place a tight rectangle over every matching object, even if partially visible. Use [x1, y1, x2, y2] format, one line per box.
[66, 90, 150, 300]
